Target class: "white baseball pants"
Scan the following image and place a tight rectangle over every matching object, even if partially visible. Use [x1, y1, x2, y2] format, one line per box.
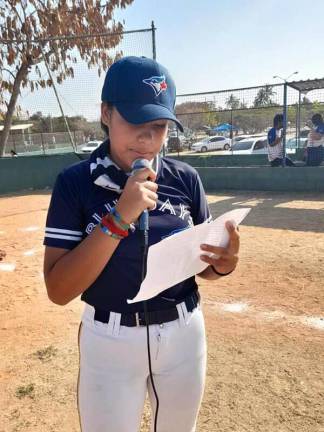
[77, 302, 207, 432]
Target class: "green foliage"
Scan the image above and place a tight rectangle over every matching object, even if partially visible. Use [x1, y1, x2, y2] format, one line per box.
[226, 94, 240, 110]
[176, 101, 216, 130]
[253, 85, 276, 107]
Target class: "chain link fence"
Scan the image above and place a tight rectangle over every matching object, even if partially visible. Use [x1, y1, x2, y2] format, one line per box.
[173, 83, 324, 155]
[2, 25, 155, 156]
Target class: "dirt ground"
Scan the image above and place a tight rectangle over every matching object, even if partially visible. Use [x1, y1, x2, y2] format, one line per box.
[0, 190, 323, 432]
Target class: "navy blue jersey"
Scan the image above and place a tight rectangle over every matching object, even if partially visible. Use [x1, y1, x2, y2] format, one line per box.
[316, 123, 324, 134]
[44, 156, 211, 313]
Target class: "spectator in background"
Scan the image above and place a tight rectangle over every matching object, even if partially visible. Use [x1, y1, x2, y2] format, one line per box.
[267, 114, 295, 167]
[305, 114, 324, 166]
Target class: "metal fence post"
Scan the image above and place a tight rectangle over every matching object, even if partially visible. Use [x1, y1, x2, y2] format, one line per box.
[282, 83, 288, 167]
[40, 132, 46, 155]
[297, 91, 301, 148]
[151, 21, 156, 60]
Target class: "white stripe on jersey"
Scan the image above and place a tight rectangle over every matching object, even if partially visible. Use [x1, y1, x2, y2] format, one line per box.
[45, 227, 83, 235]
[44, 233, 82, 241]
[268, 129, 283, 161]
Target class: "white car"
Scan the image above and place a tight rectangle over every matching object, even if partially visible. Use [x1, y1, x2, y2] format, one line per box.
[79, 140, 102, 153]
[231, 137, 268, 154]
[191, 136, 231, 153]
[233, 134, 265, 143]
[231, 137, 295, 155]
[286, 137, 308, 149]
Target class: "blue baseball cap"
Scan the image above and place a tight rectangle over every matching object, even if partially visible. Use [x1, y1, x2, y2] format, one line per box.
[101, 56, 183, 132]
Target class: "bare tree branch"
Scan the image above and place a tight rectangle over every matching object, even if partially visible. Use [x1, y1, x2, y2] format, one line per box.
[0, 0, 135, 156]
[0, 67, 17, 80]
[7, 1, 25, 28]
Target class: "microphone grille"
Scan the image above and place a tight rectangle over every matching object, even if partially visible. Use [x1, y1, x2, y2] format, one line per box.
[131, 158, 151, 172]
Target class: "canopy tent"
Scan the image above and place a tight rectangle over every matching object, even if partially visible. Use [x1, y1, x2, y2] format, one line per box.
[211, 123, 238, 132]
[282, 78, 324, 166]
[286, 78, 324, 94]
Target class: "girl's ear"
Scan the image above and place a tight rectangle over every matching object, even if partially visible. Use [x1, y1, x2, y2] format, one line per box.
[101, 103, 112, 128]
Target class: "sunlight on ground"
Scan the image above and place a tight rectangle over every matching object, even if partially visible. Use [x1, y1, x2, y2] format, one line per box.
[275, 201, 324, 210]
[205, 194, 235, 204]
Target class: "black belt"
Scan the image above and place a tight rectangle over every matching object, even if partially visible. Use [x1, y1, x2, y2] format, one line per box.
[93, 291, 200, 327]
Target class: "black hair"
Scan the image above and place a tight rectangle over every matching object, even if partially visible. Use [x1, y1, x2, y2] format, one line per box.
[311, 113, 323, 126]
[273, 113, 283, 127]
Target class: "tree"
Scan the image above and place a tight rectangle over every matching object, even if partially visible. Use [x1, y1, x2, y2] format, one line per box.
[0, 0, 134, 156]
[253, 85, 276, 107]
[225, 94, 240, 110]
[176, 101, 216, 131]
[302, 96, 311, 105]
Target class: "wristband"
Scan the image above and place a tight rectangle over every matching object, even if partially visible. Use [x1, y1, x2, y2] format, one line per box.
[211, 266, 235, 277]
[101, 214, 128, 238]
[110, 207, 130, 231]
[99, 222, 124, 240]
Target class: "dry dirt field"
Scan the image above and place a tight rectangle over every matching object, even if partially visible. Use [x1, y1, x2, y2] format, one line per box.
[0, 190, 323, 432]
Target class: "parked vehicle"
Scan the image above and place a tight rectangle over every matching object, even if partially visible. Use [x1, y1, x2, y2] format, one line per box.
[79, 140, 102, 153]
[233, 133, 265, 143]
[167, 136, 184, 152]
[166, 131, 186, 152]
[286, 137, 308, 149]
[191, 136, 231, 153]
[300, 128, 311, 138]
[231, 137, 268, 154]
[231, 137, 295, 155]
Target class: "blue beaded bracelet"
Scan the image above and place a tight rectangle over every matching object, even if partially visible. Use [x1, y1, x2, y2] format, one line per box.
[100, 222, 124, 240]
[110, 207, 130, 231]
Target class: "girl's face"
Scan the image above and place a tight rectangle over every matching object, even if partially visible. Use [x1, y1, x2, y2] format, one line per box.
[101, 104, 169, 171]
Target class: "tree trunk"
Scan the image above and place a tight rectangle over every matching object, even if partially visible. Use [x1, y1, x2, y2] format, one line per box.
[0, 63, 29, 157]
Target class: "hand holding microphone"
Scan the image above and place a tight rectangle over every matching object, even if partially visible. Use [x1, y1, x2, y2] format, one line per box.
[115, 159, 158, 225]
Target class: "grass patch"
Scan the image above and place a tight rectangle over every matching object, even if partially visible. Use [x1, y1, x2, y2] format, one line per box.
[33, 345, 58, 362]
[15, 384, 35, 399]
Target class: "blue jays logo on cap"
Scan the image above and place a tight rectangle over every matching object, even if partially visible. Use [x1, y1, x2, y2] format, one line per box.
[101, 56, 183, 131]
[142, 75, 168, 96]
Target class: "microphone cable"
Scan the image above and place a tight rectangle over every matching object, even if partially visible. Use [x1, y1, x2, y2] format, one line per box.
[140, 225, 160, 432]
[132, 158, 159, 432]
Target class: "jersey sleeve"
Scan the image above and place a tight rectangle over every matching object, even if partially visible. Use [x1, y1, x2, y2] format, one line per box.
[44, 171, 84, 250]
[268, 128, 276, 145]
[316, 124, 324, 134]
[191, 171, 211, 225]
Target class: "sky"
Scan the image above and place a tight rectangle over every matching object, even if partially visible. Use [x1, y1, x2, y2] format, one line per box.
[116, 0, 324, 94]
[18, 0, 324, 119]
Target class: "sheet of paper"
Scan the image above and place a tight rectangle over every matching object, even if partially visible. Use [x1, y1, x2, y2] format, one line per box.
[127, 207, 251, 304]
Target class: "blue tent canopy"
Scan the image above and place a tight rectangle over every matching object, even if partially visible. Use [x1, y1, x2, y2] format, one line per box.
[211, 123, 238, 132]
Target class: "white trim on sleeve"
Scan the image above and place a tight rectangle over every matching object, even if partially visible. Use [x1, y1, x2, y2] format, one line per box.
[45, 227, 83, 241]
[45, 227, 83, 235]
[44, 233, 82, 241]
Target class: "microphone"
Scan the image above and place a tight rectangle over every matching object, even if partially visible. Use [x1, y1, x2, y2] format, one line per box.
[131, 158, 153, 231]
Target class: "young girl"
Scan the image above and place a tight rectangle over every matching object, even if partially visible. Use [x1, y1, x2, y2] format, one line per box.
[43, 56, 240, 432]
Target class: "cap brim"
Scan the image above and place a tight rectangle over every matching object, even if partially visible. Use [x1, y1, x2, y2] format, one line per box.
[115, 103, 184, 132]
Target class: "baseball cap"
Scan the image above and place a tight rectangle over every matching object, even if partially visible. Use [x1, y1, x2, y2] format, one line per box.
[101, 56, 183, 132]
